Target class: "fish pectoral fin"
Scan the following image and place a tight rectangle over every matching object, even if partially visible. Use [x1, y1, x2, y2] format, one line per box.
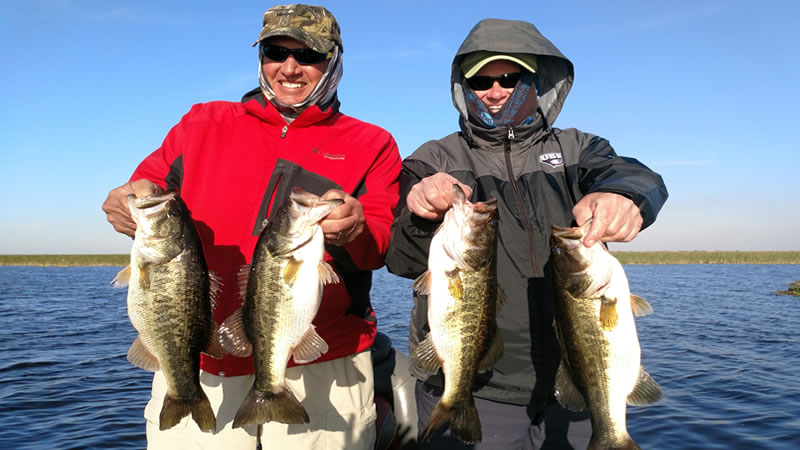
[446, 269, 464, 300]
[477, 328, 504, 372]
[127, 336, 160, 371]
[554, 359, 586, 411]
[631, 294, 654, 317]
[111, 265, 131, 287]
[208, 270, 223, 312]
[496, 286, 507, 311]
[318, 261, 340, 285]
[218, 308, 253, 357]
[284, 257, 303, 285]
[291, 325, 329, 364]
[627, 366, 664, 406]
[599, 296, 619, 330]
[412, 271, 432, 295]
[236, 265, 250, 302]
[409, 335, 442, 375]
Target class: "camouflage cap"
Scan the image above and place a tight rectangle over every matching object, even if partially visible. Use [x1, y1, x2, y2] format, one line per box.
[253, 4, 342, 53]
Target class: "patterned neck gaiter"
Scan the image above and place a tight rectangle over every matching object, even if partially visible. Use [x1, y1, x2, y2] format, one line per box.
[464, 71, 539, 129]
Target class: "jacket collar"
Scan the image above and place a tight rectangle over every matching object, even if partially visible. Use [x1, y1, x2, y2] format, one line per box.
[459, 113, 548, 152]
[240, 88, 340, 126]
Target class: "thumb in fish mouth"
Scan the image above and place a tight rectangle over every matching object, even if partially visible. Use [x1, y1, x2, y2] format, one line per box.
[129, 179, 162, 198]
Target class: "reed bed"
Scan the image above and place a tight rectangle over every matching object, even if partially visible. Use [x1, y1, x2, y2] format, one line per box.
[612, 251, 800, 265]
[0, 254, 129, 267]
[2, 252, 799, 266]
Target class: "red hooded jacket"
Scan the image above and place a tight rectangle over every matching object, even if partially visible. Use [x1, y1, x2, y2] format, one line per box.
[131, 92, 401, 376]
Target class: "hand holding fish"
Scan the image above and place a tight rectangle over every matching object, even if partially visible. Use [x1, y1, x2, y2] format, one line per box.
[407, 172, 473, 221]
[102, 179, 163, 237]
[573, 192, 642, 247]
[320, 189, 365, 246]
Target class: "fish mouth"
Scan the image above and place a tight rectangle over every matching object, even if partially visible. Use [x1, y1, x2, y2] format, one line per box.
[132, 190, 177, 208]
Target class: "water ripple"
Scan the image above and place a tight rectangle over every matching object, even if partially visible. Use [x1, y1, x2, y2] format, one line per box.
[1, 265, 799, 448]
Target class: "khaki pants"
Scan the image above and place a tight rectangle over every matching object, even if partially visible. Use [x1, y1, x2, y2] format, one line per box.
[144, 350, 376, 449]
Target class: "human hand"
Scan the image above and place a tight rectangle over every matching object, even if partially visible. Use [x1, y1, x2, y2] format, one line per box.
[406, 173, 473, 221]
[320, 190, 365, 246]
[101, 179, 161, 237]
[573, 192, 642, 247]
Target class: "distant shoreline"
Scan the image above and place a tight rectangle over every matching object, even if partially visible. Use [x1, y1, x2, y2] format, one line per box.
[1, 252, 800, 266]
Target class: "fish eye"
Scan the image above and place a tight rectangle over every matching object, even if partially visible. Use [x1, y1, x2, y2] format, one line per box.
[168, 208, 182, 217]
[552, 247, 562, 256]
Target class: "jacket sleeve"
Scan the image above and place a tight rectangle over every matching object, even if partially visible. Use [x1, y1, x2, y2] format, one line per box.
[576, 133, 669, 229]
[384, 158, 443, 280]
[339, 133, 402, 271]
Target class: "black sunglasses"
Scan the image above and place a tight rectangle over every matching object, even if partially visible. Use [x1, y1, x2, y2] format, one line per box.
[260, 44, 330, 65]
[466, 72, 522, 90]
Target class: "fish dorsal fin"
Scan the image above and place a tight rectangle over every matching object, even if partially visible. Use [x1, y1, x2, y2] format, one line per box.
[236, 265, 250, 303]
[554, 359, 586, 411]
[599, 296, 619, 330]
[627, 366, 664, 406]
[203, 323, 225, 359]
[318, 261, 340, 285]
[477, 327, 504, 372]
[631, 294, 654, 317]
[292, 325, 329, 364]
[409, 334, 442, 375]
[127, 336, 159, 371]
[412, 271, 432, 295]
[446, 269, 463, 300]
[218, 308, 252, 357]
[284, 257, 303, 285]
[111, 265, 131, 288]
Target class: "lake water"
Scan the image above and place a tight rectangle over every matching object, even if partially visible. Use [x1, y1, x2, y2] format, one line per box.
[1, 264, 798, 449]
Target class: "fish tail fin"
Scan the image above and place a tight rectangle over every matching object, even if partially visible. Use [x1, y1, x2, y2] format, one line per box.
[420, 399, 481, 444]
[420, 401, 454, 443]
[159, 391, 216, 432]
[449, 401, 481, 444]
[232, 385, 309, 428]
[588, 433, 640, 450]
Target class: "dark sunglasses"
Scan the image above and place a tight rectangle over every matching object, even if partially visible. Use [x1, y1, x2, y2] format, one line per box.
[260, 44, 330, 65]
[466, 72, 522, 90]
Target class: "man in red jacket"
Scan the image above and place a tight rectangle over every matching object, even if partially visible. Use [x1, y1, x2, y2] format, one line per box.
[102, 4, 401, 448]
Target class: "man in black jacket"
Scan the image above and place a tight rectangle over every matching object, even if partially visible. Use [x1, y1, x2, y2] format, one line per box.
[385, 18, 668, 449]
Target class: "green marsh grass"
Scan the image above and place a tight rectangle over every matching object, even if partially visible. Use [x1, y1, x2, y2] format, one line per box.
[0, 254, 129, 267]
[1, 252, 799, 266]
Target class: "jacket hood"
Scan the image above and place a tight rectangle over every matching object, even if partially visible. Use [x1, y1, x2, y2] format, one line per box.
[451, 19, 574, 137]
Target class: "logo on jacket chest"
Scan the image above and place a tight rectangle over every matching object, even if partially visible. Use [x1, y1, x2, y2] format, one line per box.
[312, 148, 346, 161]
[539, 152, 564, 168]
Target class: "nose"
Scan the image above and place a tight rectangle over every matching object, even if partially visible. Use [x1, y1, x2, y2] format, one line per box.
[279, 56, 302, 76]
[486, 81, 508, 100]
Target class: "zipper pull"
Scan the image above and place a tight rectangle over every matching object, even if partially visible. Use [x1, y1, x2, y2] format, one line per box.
[281, 125, 288, 138]
[507, 127, 515, 140]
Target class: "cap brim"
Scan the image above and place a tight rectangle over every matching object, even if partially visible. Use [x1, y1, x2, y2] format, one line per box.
[463, 55, 536, 78]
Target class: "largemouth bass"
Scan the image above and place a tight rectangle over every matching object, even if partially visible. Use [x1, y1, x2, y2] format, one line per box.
[220, 188, 343, 427]
[112, 190, 218, 432]
[411, 185, 503, 444]
[550, 221, 663, 450]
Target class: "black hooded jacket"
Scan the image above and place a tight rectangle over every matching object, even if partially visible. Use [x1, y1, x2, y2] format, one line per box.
[384, 18, 669, 406]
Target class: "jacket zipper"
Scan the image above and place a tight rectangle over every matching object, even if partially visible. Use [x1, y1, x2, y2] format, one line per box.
[503, 127, 539, 276]
[281, 125, 288, 138]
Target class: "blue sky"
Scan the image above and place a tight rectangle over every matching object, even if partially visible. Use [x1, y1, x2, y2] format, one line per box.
[1, 0, 798, 254]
